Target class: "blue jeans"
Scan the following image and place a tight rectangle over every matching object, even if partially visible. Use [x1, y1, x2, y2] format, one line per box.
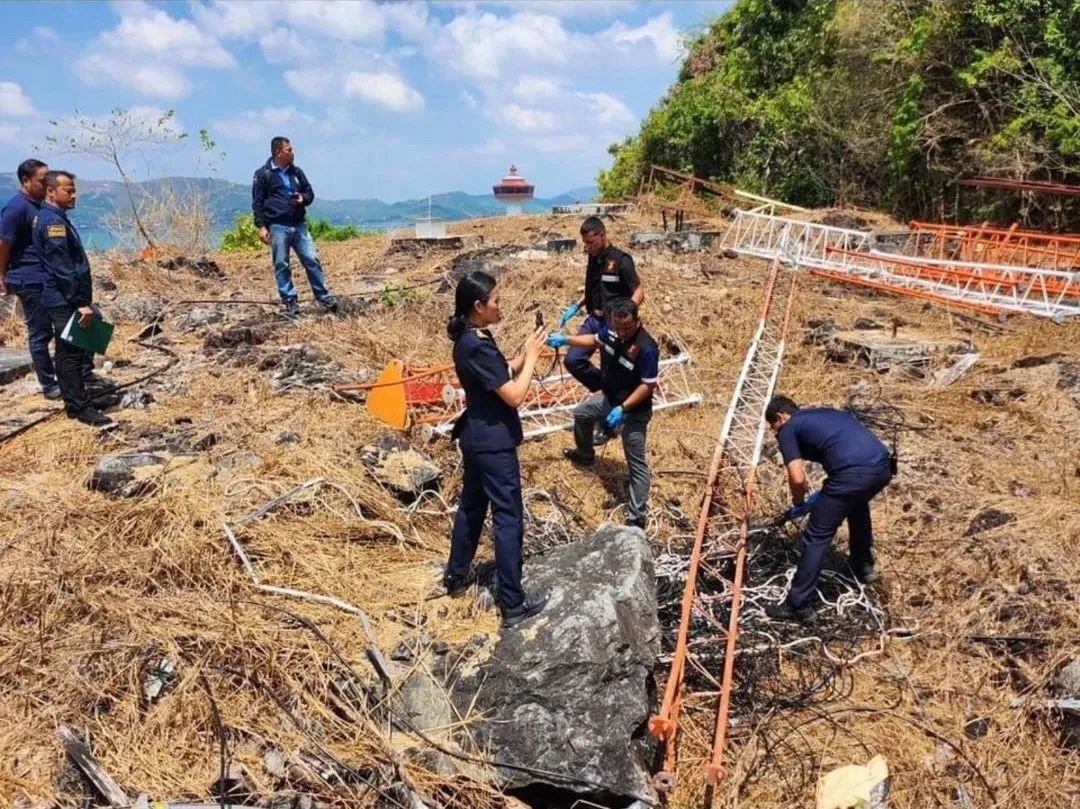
[564, 313, 604, 392]
[8, 281, 93, 390]
[268, 223, 332, 306]
[787, 461, 894, 608]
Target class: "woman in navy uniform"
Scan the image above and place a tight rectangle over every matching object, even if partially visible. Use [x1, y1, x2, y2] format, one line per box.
[444, 270, 549, 628]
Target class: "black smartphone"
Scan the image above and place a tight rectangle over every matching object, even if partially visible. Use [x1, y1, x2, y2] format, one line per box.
[535, 311, 544, 329]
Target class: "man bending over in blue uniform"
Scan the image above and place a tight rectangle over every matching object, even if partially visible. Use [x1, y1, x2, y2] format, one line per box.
[548, 298, 659, 529]
[764, 395, 894, 623]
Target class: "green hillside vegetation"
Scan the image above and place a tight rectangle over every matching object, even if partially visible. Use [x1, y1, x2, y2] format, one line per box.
[599, 0, 1080, 229]
[219, 215, 380, 253]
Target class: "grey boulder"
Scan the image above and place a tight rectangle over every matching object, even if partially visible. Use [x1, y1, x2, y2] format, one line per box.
[399, 524, 660, 803]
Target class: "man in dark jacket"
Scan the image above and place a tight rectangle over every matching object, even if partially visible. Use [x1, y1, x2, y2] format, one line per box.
[32, 171, 111, 426]
[251, 136, 338, 318]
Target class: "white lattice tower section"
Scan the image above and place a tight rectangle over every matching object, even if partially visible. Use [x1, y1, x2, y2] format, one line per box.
[724, 209, 1080, 321]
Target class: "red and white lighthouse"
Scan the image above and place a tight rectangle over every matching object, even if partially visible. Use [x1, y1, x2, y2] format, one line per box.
[493, 164, 535, 216]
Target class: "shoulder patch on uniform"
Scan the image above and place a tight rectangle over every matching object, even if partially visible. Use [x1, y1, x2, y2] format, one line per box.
[47, 224, 66, 238]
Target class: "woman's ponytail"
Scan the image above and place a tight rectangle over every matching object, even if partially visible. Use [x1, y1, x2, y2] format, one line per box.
[447, 313, 467, 341]
[447, 269, 497, 341]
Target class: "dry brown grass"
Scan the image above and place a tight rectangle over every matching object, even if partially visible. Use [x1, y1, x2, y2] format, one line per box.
[0, 212, 1076, 809]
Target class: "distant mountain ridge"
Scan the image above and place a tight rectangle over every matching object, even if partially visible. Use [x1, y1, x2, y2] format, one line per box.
[0, 174, 598, 248]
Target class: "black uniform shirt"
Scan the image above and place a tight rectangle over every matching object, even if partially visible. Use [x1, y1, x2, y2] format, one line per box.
[584, 245, 639, 315]
[598, 320, 659, 415]
[452, 329, 523, 452]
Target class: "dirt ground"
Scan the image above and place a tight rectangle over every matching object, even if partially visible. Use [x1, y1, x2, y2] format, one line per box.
[0, 210, 1076, 809]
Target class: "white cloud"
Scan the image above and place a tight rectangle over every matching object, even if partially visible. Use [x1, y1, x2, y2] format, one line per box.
[436, 1, 633, 19]
[603, 11, 685, 65]
[107, 2, 235, 67]
[212, 106, 318, 142]
[75, 1, 235, 99]
[78, 54, 191, 99]
[284, 69, 336, 101]
[14, 25, 59, 55]
[434, 11, 582, 80]
[501, 103, 560, 133]
[259, 27, 316, 64]
[512, 75, 564, 99]
[461, 90, 479, 109]
[578, 92, 636, 127]
[344, 72, 425, 112]
[285, 68, 424, 112]
[192, 0, 389, 42]
[0, 82, 34, 117]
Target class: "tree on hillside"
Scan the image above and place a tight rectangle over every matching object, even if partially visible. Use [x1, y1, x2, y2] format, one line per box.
[600, 0, 1080, 229]
[42, 108, 188, 250]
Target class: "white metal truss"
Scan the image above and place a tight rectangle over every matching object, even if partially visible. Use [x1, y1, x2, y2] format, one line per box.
[724, 209, 1080, 321]
[724, 209, 872, 268]
[649, 260, 797, 796]
[426, 350, 702, 440]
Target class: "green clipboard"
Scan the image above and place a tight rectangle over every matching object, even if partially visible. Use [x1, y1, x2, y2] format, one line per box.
[61, 310, 115, 355]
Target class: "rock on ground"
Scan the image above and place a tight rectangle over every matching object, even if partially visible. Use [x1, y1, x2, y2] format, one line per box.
[398, 524, 660, 804]
[359, 433, 442, 502]
[89, 452, 169, 497]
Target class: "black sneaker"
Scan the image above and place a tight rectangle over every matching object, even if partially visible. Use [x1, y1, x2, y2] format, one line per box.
[563, 448, 595, 466]
[764, 601, 816, 623]
[74, 407, 113, 427]
[442, 574, 470, 598]
[42, 386, 62, 401]
[625, 516, 646, 530]
[501, 591, 549, 629]
[283, 301, 301, 320]
[320, 297, 340, 313]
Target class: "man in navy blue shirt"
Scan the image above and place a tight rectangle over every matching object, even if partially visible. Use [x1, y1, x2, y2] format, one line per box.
[32, 171, 112, 427]
[1, 159, 101, 399]
[764, 395, 893, 622]
[251, 136, 338, 318]
[549, 297, 660, 529]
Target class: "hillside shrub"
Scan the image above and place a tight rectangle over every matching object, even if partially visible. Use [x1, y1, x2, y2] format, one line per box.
[220, 215, 379, 253]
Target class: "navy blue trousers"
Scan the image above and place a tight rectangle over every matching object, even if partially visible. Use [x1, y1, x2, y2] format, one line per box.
[447, 449, 525, 609]
[9, 281, 94, 390]
[787, 461, 893, 608]
[564, 313, 604, 392]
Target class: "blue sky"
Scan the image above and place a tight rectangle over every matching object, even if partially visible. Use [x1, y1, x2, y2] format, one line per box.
[0, 0, 733, 201]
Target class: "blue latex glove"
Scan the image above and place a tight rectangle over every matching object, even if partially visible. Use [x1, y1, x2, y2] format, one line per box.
[546, 333, 569, 349]
[605, 405, 624, 430]
[788, 491, 821, 520]
[558, 302, 581, 328]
